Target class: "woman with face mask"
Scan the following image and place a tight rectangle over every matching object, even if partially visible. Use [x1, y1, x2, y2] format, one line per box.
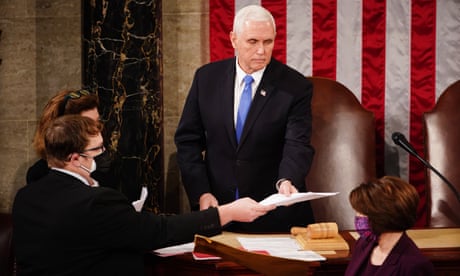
[345, 176, 435, 276]
[27, 89, 115, 188]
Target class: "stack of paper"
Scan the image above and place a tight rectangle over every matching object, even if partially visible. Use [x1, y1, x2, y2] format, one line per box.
[259, 192, 339, 206]
[237, 237, 326, 261]
[153, 242, 194, 257]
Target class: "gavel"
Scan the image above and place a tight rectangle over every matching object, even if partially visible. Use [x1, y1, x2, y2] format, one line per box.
[290, 222, 338, 239]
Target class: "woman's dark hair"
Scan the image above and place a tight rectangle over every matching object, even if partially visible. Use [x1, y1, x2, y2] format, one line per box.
[33, 89, 99, 158]
[349, 176, 419, 234]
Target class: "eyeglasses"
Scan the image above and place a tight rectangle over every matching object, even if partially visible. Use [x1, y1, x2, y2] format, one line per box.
[58, 89, 91, 116]
[79, 145, 106, 159]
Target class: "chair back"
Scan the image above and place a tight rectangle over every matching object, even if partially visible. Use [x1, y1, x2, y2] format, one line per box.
[306, 77, 376, 230]
[424, 80, 460, 227]
[0, 212, 14, 276]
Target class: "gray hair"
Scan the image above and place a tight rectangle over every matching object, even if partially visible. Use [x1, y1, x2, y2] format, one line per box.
[232, 5, 276, 35]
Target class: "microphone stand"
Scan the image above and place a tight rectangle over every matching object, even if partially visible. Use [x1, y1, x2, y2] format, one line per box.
[393, 132, 460, 203]
[413, 153, 460, 203]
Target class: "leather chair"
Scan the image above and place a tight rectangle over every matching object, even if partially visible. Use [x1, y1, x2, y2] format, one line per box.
[423, 80, 460, 227]
[0, 212, 14, 276]
[305, 77, 377, 230]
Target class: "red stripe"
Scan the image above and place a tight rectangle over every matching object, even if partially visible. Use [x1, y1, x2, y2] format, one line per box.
[209, 0, 234, 62]
[312, 0, 337, 78]
[361, 0, 386, 178]
[262, 1, 287, 63]
[410, 0, 436, 227]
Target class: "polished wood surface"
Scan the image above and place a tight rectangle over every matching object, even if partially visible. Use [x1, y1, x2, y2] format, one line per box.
[305, 77, 376, 230]
[145, 229, 460, 276]
[424, 79, 460, 227]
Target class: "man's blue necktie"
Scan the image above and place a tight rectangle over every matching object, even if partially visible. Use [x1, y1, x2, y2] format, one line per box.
[235, 75, 253, 199]
[236, 75, 254, 143]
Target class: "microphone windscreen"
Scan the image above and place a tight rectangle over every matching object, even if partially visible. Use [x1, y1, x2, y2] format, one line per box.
[391, 132, 404, 145]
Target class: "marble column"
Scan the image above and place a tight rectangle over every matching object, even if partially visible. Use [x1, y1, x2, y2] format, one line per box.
[82, 0, 163, 213]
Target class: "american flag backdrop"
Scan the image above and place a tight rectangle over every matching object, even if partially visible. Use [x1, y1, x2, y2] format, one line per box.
[209, 0, 460, 226]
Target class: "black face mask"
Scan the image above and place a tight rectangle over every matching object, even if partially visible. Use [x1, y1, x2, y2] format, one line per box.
[92, 150, 112, 173]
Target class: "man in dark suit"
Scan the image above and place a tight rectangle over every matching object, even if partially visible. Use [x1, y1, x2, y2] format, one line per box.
[175, 5, 315, 232]
[12, 115, 273, 276]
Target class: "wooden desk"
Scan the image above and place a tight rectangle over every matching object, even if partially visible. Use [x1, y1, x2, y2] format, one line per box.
[145, 229, 460, 276]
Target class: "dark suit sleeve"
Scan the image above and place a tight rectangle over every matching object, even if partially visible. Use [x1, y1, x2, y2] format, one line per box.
[88, 188, 222, 250]
[174, 68, 212, 208]
[278, 76, 315, 191]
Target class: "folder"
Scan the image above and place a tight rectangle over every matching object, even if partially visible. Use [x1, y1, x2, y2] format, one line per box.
[194, 235, 319, 276]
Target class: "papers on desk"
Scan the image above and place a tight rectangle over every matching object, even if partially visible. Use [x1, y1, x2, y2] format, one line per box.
[153, 242, 222, 260]
[153, 236, 326, 263]
[152, 241, 264, 261]
[259, 192, 339, 206]
[237, 237, 326, 261]
[132, 186, 148, 212]
[192, 251, 222, 260]
[153, 242, 194, 257]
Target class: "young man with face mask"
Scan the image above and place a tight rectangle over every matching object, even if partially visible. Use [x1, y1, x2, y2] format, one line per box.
[12, 115, 274, 276]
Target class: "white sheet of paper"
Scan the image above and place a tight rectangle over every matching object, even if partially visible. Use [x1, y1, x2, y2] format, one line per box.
[132, 186, 148, 212]
[259, 192, 339, 206]
[237, 237, 325, 261]
[153, 242, 194, 257]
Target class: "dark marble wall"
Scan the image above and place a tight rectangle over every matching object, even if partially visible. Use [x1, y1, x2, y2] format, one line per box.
[82, 0, 163, 213]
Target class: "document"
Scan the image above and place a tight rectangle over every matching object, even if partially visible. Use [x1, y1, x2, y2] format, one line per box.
[259, 192, 339, 206]
[237, 237, 326, 261]
[132, 186, 148, 212]
[153, 242, 194, 257]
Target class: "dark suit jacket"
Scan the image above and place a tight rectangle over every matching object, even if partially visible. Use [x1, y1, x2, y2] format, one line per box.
[175, 57, 315, 232]
[13, 170, 221, 276]
[345, 232, 435, 276]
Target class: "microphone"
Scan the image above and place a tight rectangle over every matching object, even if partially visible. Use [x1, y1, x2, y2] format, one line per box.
[392, 132, 419, 160]
[392, 132, 460, 202]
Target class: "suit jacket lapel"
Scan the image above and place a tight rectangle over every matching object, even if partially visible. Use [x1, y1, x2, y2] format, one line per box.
[375, 232, 409, 276]
[237, 59, 278, 148]
[237, 83, 274, 148]
[221, 60, 238, 149]
[345, 235, 377, 276]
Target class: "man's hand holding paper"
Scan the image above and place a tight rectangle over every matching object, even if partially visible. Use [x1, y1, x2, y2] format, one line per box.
[276, 179, 299, 195]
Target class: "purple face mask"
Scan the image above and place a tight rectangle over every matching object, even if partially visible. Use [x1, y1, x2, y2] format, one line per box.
[354, 215, 372, 237]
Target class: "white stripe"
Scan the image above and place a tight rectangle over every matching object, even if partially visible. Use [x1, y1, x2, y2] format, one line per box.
[286, 0, 312, 76]
[235, 0, 260, 14]
[385, 0, 412, 180]
[337, 0, 362, 100]
[436, 0, 460, 99]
